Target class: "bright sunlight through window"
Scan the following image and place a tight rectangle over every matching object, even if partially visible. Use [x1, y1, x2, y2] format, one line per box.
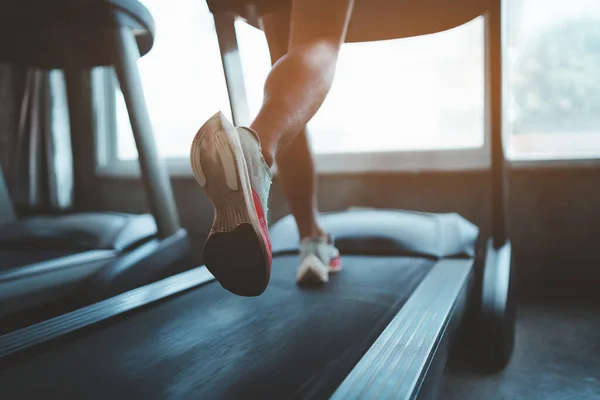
[236, 17, 485, 155]
[115, 0, 484, 161]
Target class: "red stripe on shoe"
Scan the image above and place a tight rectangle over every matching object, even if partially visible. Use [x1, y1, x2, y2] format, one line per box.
[329, 255, 341, 269]
[252, 189, 272, 267]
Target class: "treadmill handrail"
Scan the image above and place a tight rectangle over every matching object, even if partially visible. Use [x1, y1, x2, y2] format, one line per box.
[0, 250, 115, 283]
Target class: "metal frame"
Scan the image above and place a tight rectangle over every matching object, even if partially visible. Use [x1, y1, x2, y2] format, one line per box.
[42, 70, 74, 210]
[0, 161, 16, 225]
[486, 0, 508, 247]
[214, 13, 251, 127]
[92, 67, 119, 170]
[27, 71, 42, 208]
[42, 71, 58, 209]
[111, 27, 181, 239]
[91, 26, 184, 237]
[65, 68, 104, 211]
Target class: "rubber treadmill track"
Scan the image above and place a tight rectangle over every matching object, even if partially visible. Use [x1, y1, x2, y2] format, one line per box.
[0, 255, 433, 400]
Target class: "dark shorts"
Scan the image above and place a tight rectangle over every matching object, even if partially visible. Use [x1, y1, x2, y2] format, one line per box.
[206, 0, 291, 15]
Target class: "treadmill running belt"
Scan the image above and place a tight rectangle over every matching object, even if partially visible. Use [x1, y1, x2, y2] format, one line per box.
[1, 255, 433, 399]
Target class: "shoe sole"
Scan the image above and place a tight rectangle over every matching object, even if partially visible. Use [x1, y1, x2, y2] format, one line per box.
[190, 112, 271, 297]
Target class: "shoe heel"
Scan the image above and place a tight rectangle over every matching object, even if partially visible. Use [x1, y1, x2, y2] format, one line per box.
[191, 113, 256, 232]
[297, 254, 329, 285]
[191, 112, 239, 190]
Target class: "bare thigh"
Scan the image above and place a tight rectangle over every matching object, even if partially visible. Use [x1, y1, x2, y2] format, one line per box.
[289, 0, 354, 50]
[262, 0, 354, 61]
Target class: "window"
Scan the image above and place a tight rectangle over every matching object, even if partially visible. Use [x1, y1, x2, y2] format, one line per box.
[105, 0, 600, 175]
[109, 1, 487, 173]
[505, 0, 600, 161]
[237, 17, 486, 155]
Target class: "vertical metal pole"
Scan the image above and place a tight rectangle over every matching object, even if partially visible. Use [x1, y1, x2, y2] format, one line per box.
[47, 70, 74, 210]
[28, 70, 42, 208]
[486, 0, 508, 248]
[12, 70, 33, 187]
[42, 70, 59, 209]
[65, 69, 100, 211]
[0, 161, 16, 226]
[214, 13, 251, 126]
[112, 27, 180, 238]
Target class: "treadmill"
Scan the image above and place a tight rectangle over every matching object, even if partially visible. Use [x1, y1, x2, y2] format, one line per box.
[0, 0, 515, 398]
[0, 1, 192, 332]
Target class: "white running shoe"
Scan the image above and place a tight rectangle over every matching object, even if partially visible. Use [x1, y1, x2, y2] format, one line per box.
[190, 111, 273, 296]
[296, 234, 342, 285]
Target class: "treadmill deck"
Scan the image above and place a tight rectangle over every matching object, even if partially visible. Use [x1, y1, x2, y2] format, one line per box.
[1, 255, 433, 399]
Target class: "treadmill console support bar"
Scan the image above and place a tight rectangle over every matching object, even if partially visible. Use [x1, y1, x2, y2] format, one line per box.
[214, 13, 251, 127]
[111, 27, 181, 239]
[480, 2, 516, 371]
[486, 0, 509, 249]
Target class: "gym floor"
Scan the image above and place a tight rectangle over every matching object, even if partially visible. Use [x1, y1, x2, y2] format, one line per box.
[442, 304, 600, 399]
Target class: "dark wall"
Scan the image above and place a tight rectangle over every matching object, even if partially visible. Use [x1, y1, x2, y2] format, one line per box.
[99, 164, 600, 300]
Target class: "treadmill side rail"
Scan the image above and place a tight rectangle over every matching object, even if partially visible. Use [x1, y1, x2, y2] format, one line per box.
[0, 250, 115, 283]
[0, 266, 215, 360]
[331, 258, 473, 400]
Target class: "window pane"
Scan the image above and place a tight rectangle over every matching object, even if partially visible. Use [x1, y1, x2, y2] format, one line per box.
[237, 18, 485, 154]
[235, 20, 271, 120]
[116, 0, 232, 160]
[506, 0, 600, 160]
